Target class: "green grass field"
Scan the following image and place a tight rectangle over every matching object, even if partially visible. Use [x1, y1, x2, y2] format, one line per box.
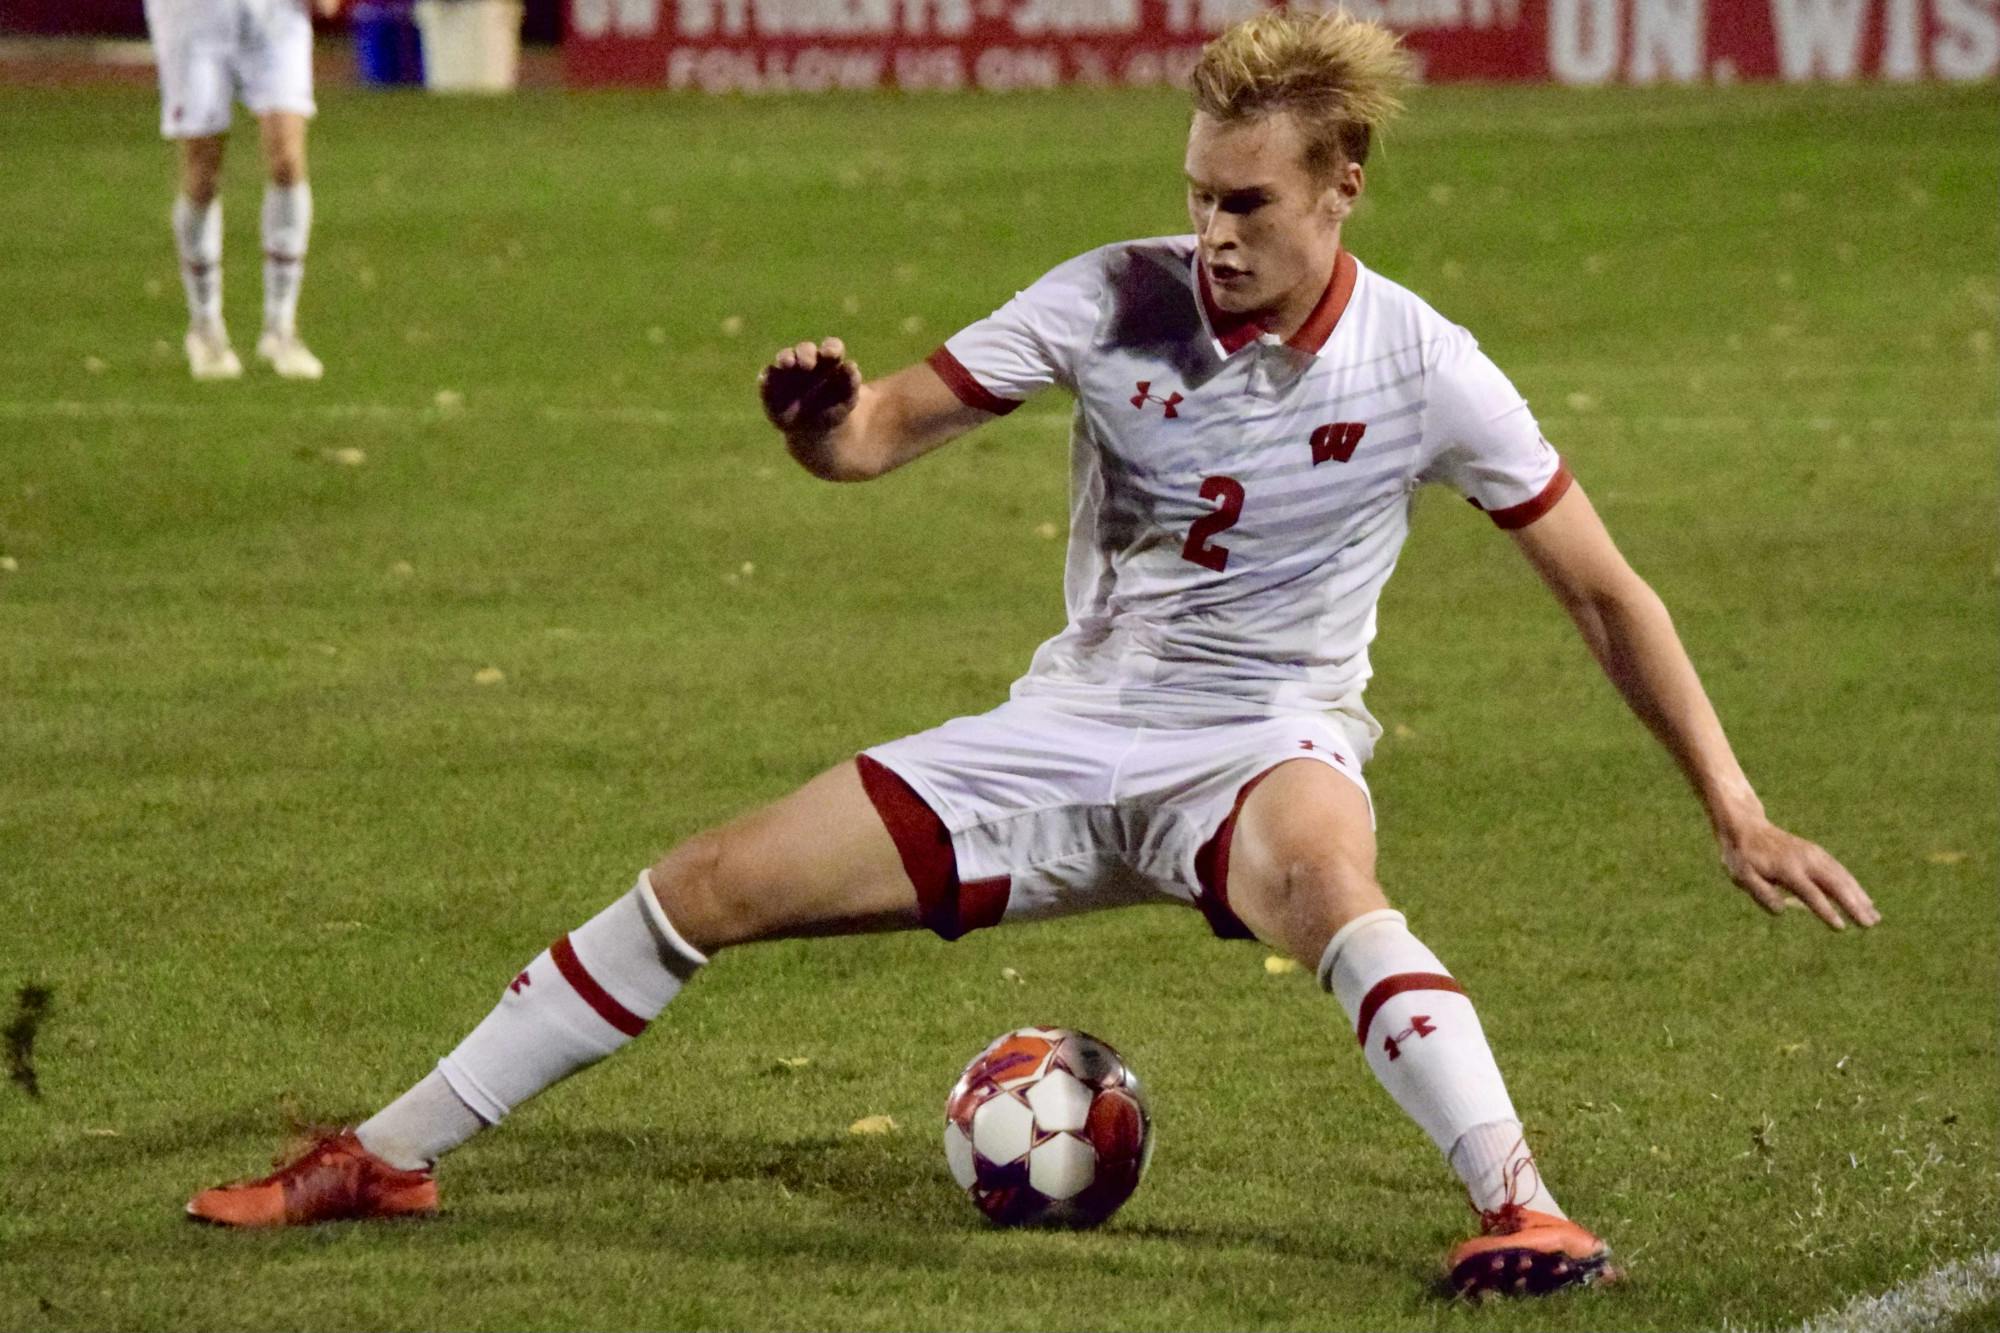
[1, 76, 1995, 1332]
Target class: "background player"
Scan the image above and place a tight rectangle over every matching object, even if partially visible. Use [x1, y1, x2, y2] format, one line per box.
[143, 0, 337, 381]
[184, 9, 1877, 1298]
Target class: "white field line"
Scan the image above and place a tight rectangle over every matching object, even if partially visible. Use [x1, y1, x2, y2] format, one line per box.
[1781, 1250, 2000, 1333]
[1, 399, 1992, 435]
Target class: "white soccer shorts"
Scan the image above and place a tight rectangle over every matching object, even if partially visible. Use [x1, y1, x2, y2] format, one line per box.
[145, 0, 317, 139]
[859, 698, 1372, 942]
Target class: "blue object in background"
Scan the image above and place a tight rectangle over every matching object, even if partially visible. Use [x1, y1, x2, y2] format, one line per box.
[353, 1, 425, 87]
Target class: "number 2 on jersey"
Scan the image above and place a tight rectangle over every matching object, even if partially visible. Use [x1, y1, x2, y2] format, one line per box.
[1180, 475, 1245, 572]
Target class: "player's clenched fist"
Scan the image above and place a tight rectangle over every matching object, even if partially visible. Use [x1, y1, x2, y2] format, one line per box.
[759, 338, 862, 436]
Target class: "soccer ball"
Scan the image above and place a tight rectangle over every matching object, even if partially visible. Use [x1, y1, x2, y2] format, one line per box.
[943, 1026, 1153, 1227]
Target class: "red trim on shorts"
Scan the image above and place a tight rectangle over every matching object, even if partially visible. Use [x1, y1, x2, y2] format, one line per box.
[1353, 971, 1465, 1046]
[550, 934, 647, 1039]
[925, 347, 1022, 416]
[1190, 768, 1278, 941]
[1477, 459, 1574, 530]
[854, 754, 1008, 941]
[959, 876, 1010, 934]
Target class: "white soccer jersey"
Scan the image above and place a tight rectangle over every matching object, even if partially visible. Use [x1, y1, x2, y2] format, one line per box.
[929, 237, 1570, 757]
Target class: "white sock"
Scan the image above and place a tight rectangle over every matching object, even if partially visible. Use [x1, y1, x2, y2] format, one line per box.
[356, 1070, 484, 1171]
[260, 181, 312, 336]
[431, 873, 705, 1129]
[172, 194, 223, 328]
[1319, 908, 1563, 1217]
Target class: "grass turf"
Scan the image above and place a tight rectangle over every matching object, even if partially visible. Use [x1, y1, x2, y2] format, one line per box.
[0, 78, 1995, 1332]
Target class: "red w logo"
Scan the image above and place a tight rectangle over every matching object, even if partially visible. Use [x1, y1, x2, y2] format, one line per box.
[1131, 381, 1184, 418]
[1382, 1014, 1436, 1061]
[508, 971, 532, 996]
[1310, 422, 1366, 465]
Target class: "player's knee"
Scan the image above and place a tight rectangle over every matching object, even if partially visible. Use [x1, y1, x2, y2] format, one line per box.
[1261, 854, 1387, 963]
[181, 145, 224, 203]
[647, 829, 770, 954]
[267, 151, 306, 187]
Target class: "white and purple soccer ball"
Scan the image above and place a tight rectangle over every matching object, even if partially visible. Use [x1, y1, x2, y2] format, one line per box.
[943, 1026, 1154, 1228]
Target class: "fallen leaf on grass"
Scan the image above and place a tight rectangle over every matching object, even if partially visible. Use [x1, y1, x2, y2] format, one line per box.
[473, 667, 506, 686]
[1000, 967, 1025, 985]
[1034, 522, 1059, 540]
[1925, 850, 1967, 866]
[773, 1056, 811, 1071]
[848, 1115, 897, 1136]
[0, 557, 17, 573]
[1263, 956, 1301, 975]
[433, 389, 464, 412]
[325, 448, 367, 467]
[720, 315, 744, 337]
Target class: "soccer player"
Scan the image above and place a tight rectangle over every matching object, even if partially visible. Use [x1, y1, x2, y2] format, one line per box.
[144, 0, 337, 381]
[185, 10, 1877, 1298]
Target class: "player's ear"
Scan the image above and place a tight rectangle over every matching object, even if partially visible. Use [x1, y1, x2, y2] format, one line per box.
[1321, 161, 1364, 223]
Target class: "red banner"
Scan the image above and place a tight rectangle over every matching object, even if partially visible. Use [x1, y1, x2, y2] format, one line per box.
[563, 0, 1998, 90]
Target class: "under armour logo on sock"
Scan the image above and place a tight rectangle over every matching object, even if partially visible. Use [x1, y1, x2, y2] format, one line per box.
[1382, 1014, 1436, 1061]
[508, 971, 531, 995]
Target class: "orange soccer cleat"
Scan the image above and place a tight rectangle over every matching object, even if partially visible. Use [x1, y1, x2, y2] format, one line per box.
[186, 1129, 438, 1228]
[1447, 1200, 1619, 1298]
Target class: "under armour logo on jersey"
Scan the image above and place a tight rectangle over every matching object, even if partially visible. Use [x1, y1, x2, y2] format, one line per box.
[1382, 1015, 1436, 1061]
[1131, 381, 1184, 418]
[1310, 421, 1367, 465]
[508, 971, 532, 995]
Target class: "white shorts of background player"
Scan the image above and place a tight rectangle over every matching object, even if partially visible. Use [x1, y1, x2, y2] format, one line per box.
[145, 0, 316, 139]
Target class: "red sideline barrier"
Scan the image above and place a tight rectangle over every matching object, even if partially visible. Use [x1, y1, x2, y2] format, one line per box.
[564, 0, 1999, 90]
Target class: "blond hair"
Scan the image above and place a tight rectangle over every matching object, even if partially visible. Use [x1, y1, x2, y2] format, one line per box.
[1190, 8, 1415, 176]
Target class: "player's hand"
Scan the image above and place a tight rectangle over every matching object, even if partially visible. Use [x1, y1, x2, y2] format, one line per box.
[759, 338, 861, 436]
[313, 0, 343, 16]
[1719, 819, 1879, 930]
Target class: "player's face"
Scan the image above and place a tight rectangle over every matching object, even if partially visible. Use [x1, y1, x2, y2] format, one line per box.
[1185, 111, 1360, 325]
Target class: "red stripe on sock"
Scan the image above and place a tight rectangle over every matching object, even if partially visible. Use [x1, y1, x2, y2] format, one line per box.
[1354, 971, 1465, 1046]
[550, 934, 646, 1039]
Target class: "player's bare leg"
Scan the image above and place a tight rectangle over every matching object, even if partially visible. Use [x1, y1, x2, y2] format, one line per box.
[252, 111, 321, 380]
[187, 762, 919, 1225]
[172, 134, 241, 380]
[1225, 760, 1615, 1297]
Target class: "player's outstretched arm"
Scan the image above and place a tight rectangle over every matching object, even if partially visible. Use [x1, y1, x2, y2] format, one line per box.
[1508, 482, 1880, 931]
[758, 338, 995, 482]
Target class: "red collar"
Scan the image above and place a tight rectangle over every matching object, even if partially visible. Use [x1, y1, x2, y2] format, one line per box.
[1197, 249, 1358, 357]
